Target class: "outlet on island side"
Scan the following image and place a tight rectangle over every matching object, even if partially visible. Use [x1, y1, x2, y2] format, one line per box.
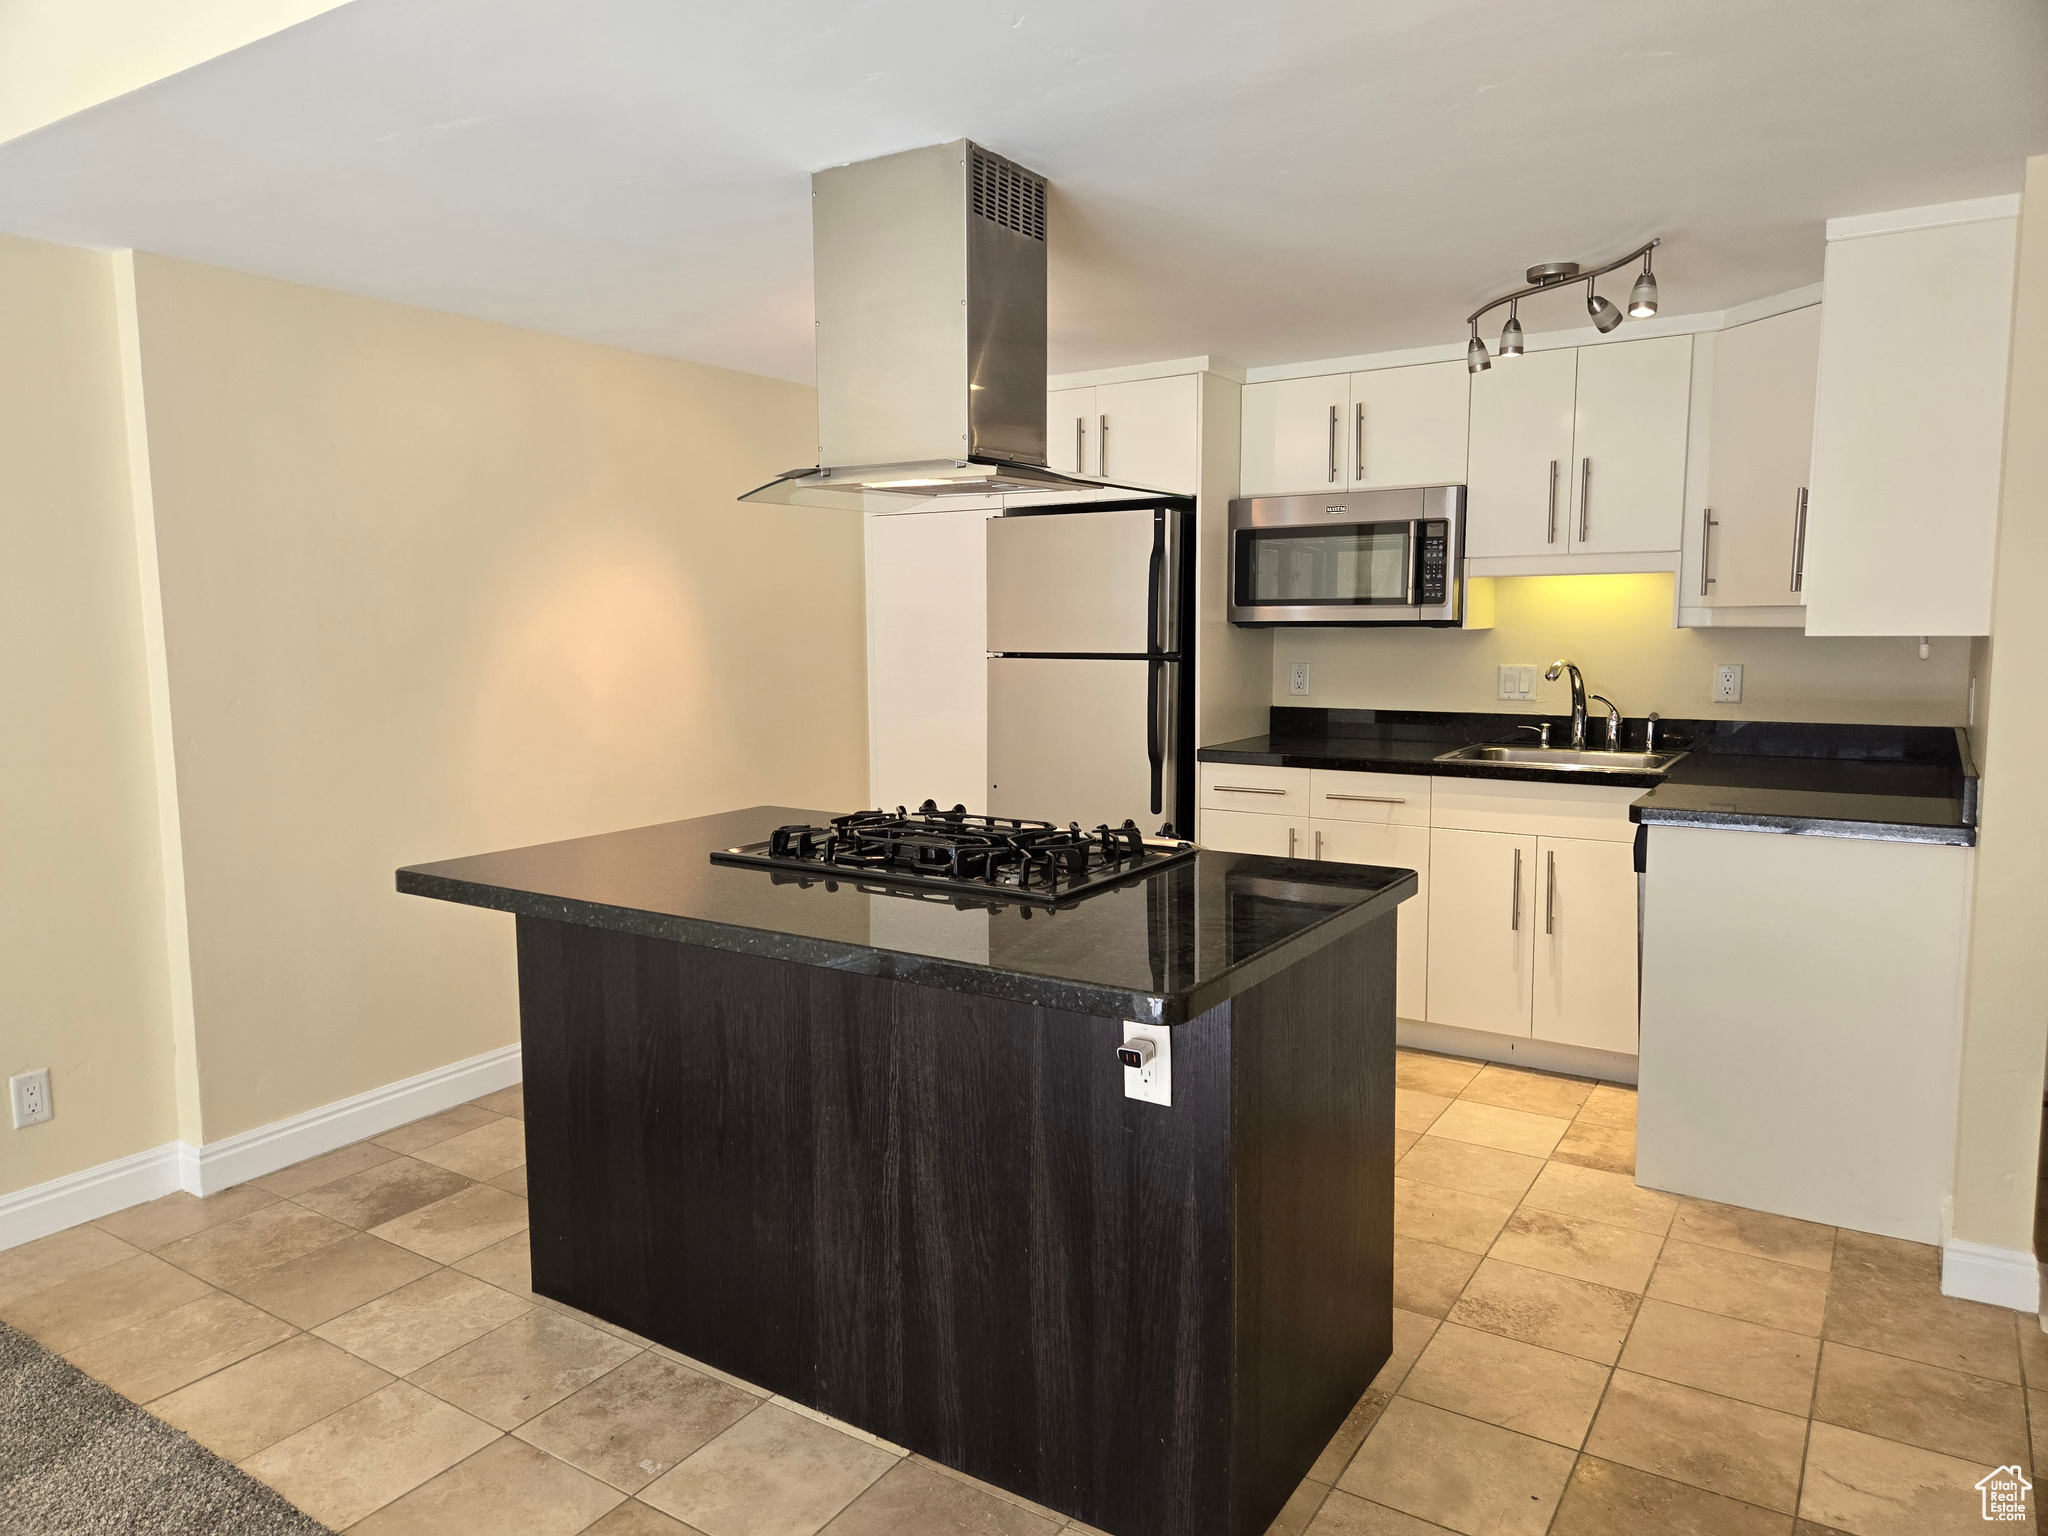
[1288, 663, 1310, 697]
[1713, 664, 1744, 704]
[10, 1068, 52, 1129]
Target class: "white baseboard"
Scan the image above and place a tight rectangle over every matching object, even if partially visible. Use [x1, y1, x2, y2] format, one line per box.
[0, 1044, 521, 1252]
[1397, 1018, 1639, 1086]
[0, 1143, 184, 1253]
[186, 1044, 522, 1196]
[1942, 1237, 2042, 1312]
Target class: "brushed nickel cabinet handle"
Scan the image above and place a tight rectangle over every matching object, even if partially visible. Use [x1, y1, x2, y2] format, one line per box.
[1579, 457, 1591, 542]
[1287, 826, 1297, 858]
[1075, 416, 1085, 474]
[1510, 846, 1522, 931]
[1545, 848, 1556, 935]
[1700, 508, 1718, 597]
[1099, 413, 1108, 477]
[1215, 785, 1287, 796]
[1324, 793, 1407, 804]
[1546, 459, 1559, 544]
[1314, 829, 1323, 859]
[1355, 402, 1365, 481]
[1327, 405, 1339, 483]
[1791, 487, 1809, 593]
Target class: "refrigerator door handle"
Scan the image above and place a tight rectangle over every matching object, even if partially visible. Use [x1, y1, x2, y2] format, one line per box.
[1147, 658, 1164, 816]
[1147, 510, 1165, 653]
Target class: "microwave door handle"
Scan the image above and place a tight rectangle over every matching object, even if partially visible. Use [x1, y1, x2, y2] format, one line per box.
[1405, 521, 1420, 606]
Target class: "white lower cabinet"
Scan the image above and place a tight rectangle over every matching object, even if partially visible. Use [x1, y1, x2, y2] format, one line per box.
[1317, 818, 1430, 1022]
[1424, 828, 1536, 1035]
[1198, 806, 1310, 859]
[1200, 767, 1641, 1055]
[1531, 836, 1639, 1054]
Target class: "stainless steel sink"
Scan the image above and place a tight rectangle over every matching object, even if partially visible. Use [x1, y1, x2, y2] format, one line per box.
[1434, 743, 1690, 774]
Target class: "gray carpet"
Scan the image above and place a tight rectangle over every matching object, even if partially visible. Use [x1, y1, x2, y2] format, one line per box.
[0, 1321, 332, 1535]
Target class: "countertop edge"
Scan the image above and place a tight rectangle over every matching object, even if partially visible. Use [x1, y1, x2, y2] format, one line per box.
[1194, 746, 1667, 790]
[1630, 807, 1977, 846]
[396, 866, 1417, 1026]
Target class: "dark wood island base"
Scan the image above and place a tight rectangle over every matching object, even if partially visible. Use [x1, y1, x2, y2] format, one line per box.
[398, 807, 1411, 1536]
[517, 914, 1393, 1536]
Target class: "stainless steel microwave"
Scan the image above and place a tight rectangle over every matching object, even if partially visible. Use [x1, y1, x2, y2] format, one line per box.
[1227, 486, 1467, 626]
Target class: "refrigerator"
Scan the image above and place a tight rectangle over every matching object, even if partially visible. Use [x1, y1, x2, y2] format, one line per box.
[986, 496, 1195, 837]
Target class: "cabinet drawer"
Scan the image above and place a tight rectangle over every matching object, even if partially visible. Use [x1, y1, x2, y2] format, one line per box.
[1429, 776, 1640, 842]
[1309, 770, 1429, 826]
[1199, 763, 1310, 816]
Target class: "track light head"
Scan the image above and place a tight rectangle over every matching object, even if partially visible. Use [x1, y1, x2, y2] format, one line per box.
[1628, 261, 1659, 319]
[1586, 284, 1623, 333]
[1500, 304, 1524, 358]
[1467, 329, 1491, 374]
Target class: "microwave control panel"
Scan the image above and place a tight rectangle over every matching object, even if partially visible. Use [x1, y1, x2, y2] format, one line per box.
[1417, 520, 1449, 605]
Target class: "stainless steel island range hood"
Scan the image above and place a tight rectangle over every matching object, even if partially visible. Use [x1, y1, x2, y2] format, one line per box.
[741, 139, 1157, 510]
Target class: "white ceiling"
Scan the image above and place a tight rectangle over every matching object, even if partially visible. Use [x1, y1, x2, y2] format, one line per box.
[2, 0, 2044, 383]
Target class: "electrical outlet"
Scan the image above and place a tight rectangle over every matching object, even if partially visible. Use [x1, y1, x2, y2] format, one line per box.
[1121, 1024, 1172, 1106]
[10, 1069, 52, 1129]
[1288, 663, 1310, 697]
[1713, 664, 1744, 704]
[1497, 665, 1537, 701]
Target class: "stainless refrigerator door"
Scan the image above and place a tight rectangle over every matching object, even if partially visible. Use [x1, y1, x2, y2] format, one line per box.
[987, 507, 1161, 654]
[988, 657, 1178, 831]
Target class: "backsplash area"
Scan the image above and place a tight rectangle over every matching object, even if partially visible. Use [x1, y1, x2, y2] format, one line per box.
[1270, 574, 1970, 726]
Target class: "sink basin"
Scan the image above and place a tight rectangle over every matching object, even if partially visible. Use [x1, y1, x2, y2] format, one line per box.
[1434, 743, 1690, 774]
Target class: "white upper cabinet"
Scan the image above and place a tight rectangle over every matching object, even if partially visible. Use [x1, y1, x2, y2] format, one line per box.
[1466, 348, 1578, 558]
[1467, 337, 1691, 560]
[1346, 361, 1470, 489]
[1047, 386, 1097, 477]
[1044, 375, 1199, 493]
[1239, 374, 1350, 495]
[1700, 305, 1822, 609]
[1568, 334, 1693, 556]
[1096, 374, 1199, 493]
[1803, 206, 2018, 636]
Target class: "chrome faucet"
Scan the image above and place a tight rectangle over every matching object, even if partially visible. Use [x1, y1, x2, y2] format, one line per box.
[1546, 659, 1589, 749]
[1588, 694, 1623, 749]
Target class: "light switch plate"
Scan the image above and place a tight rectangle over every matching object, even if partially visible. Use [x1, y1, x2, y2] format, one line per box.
[1288, 663, 1310, 697]
[1497, 665, 1537, 701]
[10, 1069, 52, 1129]
[1122, 1025, 1171, 1106]
[1713, 664, 1744, 704]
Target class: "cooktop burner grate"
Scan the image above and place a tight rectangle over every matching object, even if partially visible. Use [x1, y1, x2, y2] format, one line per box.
[712, 801, 1195, 905]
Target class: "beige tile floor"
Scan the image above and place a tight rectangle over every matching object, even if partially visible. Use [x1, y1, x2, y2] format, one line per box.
[1, 1054, 2042, 1535]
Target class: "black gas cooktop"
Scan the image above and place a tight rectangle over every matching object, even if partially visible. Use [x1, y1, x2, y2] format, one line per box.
[710, 801, 1196, 905]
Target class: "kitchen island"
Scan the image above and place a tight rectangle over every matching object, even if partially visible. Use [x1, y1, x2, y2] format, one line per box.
[398, 805, 1413, 1536]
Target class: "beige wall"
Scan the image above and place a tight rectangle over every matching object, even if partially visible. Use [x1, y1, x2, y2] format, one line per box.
[1951, 155, 2048, 1257]
[0, 0, 347, 145]
[0, 236, 180, 1197]
[1270, 574, 1969, 725]
[127, 253, 864, 1144]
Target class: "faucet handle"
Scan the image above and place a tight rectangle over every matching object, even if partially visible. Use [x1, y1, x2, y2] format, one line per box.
[1587, 694, 1623, 749]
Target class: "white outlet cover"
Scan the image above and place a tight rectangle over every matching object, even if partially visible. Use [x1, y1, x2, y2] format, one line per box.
[1121, 1024, 1171, 1106]
[1714, 663, 1744, 703]
[10, 1068, 52, 1129]
[1289, 663, 1310, 697]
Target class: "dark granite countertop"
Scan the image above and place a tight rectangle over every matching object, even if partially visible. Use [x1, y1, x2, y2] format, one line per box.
[1198, 709, 1976, 846]
[397, 805, 1415, 1026]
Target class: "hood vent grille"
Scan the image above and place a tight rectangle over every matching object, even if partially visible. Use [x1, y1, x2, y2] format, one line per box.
[971, 147, 1046, 241]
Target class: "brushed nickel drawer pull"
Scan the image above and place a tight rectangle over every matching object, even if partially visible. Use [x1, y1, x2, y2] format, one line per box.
[1510, 846, 1522, 931]
[1324, 793, 1408, 804]
[1545, 848, 1557, 935]
[1214, 784, 1288, 795]
[1314, 829, 1323, 858]
[1287, 826, 1297, 857]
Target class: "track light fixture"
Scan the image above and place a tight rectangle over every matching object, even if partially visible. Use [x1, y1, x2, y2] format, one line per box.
[1499, 301, 1524, 358]
[1464, 238, 1663, 360]
[1628, 251, 1659, 318]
